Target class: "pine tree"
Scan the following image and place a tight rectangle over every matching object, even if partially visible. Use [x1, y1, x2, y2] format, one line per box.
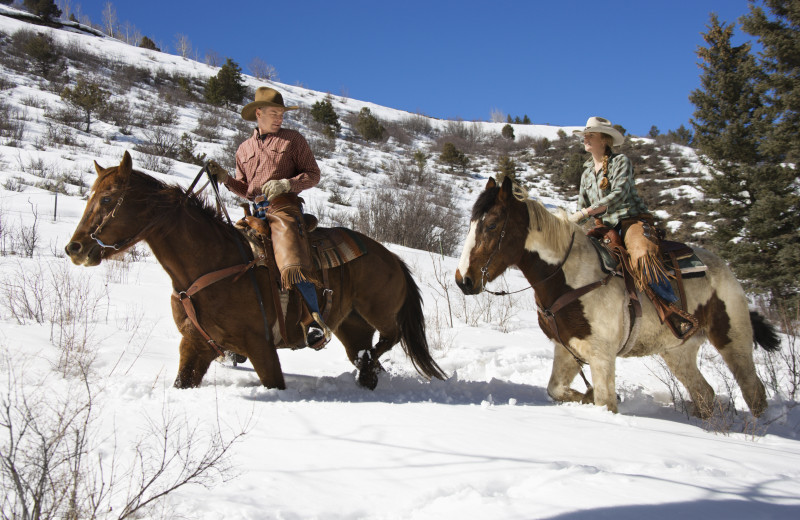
[666, 125, 693, 145]
[21, 32, 65, 78]
[61, 78, 110, 132]
[310, 97, 341, 138]
[690, 12, 800, 309]
[501, 123, 515, 140]
[354, 107, 385, 142]
[23, 0, 61, 21]
[440, 142, 469, 173]
[138, 36, 160, 52]
[496, 156, 516, 179]
[204, 58, 246, 107]
[741, 0, 800, 162]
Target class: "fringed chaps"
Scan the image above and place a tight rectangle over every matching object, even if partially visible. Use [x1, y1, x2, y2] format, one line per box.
[265, 194, 321, 290]
[621, 217, 670, 292]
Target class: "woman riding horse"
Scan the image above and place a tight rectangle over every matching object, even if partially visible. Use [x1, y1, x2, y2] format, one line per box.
[570, 116, 692, 336]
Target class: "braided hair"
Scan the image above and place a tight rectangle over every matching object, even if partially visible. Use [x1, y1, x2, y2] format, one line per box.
[599, 144, 613, 190]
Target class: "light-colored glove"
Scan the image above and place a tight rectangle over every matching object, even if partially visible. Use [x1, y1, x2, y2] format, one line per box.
[206, 160, 229, 184]
[261, 178, 292, 201]
[568, 208, 590, 223]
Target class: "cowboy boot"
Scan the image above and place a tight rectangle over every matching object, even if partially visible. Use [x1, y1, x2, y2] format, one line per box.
[304, 312, 332, 351]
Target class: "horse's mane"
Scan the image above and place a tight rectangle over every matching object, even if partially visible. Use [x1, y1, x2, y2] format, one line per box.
[128, 169, 240, 245]
[472, 178, 574, 254]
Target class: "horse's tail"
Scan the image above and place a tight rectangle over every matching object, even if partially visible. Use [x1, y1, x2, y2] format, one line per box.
[397, 260, 448, 381]
[750, 311, 781, 352]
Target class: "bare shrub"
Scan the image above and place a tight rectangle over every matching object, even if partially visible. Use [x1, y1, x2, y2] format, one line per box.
[99, 97, 135, 134]
[0, 101, 27, 145]
[0, 353, 248, 520]
[307, 133, 336, 159]
[17, 200, 40, 257]
[0, 260, 47, 324]
[2, 176, 26, 192]
[137, 127, 180, 158]
[48, 104, 84, 131]
[193, 111, 225, 141]
[354, 183, 462, 255]
[758, 303, 799, 402]
[138, 153, 173, 174]
[44, 121, 79, 147]
[648, 357, 691, 417]
[401, 113, 434, 136]
[143, 103, 178, 127]
[46, 261, 106, 376]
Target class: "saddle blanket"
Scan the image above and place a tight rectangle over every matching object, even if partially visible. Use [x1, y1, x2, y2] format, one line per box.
[590, 237, 707, 278]
[309, 227, 368, 270]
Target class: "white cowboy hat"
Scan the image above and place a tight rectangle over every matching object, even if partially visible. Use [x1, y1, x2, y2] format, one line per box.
[572, 116, 625, 147]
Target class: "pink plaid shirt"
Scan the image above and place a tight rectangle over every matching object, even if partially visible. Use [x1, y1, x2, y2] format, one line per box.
[227, 128, 320, 201]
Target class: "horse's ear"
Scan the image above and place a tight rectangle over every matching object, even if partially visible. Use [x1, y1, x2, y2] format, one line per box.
[497, 175, 514, 201]
[93, 161, 104, 176]
[119, 150, 132, 175]
[485, 177, 497, 190]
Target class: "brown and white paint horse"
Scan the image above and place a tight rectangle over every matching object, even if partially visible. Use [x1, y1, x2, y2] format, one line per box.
[456, 176, 780, 418]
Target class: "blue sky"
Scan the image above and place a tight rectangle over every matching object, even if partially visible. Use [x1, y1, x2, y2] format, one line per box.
[67, 0, 753, 136]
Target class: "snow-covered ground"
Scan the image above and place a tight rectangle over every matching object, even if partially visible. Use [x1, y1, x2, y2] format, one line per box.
[1, 8, 799, 519]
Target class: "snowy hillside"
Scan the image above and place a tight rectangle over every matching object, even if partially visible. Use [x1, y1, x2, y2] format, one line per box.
[1, 8, 799, 520]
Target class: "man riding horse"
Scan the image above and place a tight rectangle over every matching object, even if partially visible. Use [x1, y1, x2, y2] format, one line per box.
[569, 116, 695, 337]
[207, 87, 330, 349]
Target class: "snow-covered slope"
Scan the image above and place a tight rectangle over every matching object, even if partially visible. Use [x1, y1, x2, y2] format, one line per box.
[1, 9, 799, 520]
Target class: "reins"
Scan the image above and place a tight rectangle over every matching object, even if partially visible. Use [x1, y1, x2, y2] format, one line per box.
[481, 210, 534, 297]
[172, 163, 274, 356]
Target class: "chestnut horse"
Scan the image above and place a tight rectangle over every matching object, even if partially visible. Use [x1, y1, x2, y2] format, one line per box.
[455, 176, 779, 418]
[65, 152, 446, 390]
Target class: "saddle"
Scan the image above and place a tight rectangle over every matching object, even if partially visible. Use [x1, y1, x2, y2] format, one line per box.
[588, 225, 704, 340]
[234, 209, 367, 349]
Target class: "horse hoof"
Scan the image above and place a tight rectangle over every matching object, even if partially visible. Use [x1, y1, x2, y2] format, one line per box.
[356, 349, 379, 390]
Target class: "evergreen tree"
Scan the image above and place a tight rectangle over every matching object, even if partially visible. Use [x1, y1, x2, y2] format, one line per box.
[138, 36, 160, 52]
[741, 0, 800, 162]
[690, 12, 799, 309]
[648, 125, 660, 138]
[204, 58, 246, 107]
[354, 107, 385, 141]
[666, 124, 693, 145]
[23, 0, 61, 21]
[310, 97, 341, 138]
[501, 123, 515, 140]
[21, 32, 65, 78]
[496, 156, 516, 179]
[61, 78, 110, 132]
[522, 114, 531, 124]
[440, 142, 469, 173]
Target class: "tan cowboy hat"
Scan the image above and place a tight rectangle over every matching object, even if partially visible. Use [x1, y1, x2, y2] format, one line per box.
[241, 87, 299, 121]
[572, 116, 625, 147]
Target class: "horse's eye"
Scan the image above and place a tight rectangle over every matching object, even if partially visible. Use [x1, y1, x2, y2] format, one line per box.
[100, 196, 112, 205]
[486, 222, 497, 231]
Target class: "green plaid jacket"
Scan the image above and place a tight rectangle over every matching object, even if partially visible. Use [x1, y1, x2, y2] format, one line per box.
[577, 153, 649, 227]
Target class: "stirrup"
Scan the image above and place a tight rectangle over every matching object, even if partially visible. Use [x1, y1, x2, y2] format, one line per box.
[665, 308, 698, 340]
[304, 312, 332, 350]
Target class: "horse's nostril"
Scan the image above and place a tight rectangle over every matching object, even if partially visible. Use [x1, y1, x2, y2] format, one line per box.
[463, 276, 473, 289]
[66, 242, 82, 254]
